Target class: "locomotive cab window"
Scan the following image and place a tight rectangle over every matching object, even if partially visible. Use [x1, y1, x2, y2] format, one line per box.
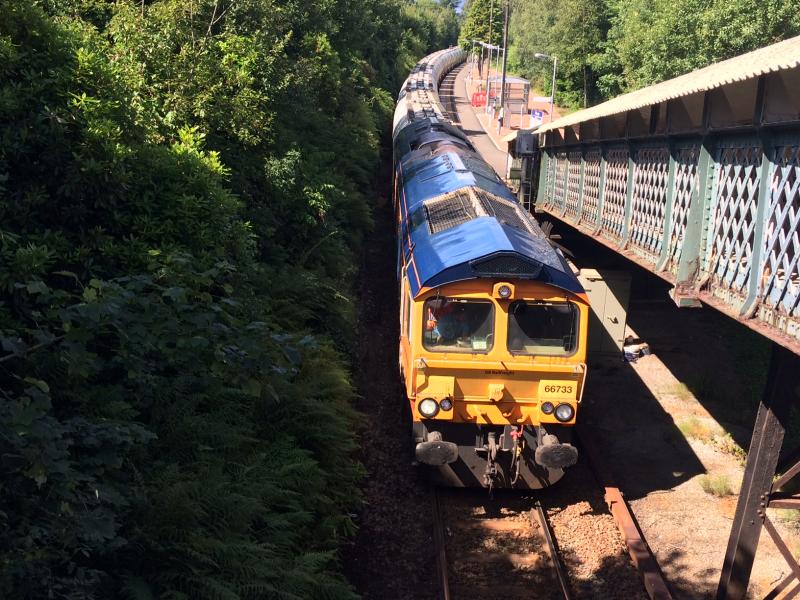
[507, 301, 578, 356]
[423, 297, 494, 353]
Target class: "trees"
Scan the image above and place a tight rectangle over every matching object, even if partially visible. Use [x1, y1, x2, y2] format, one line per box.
[459, 0, 503, 48]
[508, 0, 800, 107]
[509, 0, 608, 108]
[604, 0, 800, 91]
[0, 0, 457, 597]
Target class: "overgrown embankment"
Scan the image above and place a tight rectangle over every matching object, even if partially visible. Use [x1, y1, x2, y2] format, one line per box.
[0, 1, 456, 598]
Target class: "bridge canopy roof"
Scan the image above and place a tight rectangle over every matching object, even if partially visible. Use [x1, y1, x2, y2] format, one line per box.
[538, 34, 800, 134]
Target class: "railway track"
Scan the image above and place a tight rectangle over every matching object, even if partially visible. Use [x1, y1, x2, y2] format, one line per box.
[433, 488, 571, 600]
[430, 443, 671, 600]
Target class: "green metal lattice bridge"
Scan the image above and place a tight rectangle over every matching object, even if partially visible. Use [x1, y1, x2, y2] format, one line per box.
[517, 35, 800, 600]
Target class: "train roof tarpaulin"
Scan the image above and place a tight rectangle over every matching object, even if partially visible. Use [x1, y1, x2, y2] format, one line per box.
[397, 149, 582, 299]
[408, 216, 582, 298]
[537, 34, 800, 134]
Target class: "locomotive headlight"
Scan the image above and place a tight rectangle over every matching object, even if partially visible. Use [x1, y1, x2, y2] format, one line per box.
[541, 401, 555, 415]
[498, 285, 512, 299]
[418, 398, 439, 418]
[439, 398, 453, 411]
[554, 403, 575, 422]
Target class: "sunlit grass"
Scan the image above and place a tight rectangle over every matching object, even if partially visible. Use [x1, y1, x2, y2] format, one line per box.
[699, 474, 734, 497]
[677, 417, 717, 442]
[665, 382, 694, 402]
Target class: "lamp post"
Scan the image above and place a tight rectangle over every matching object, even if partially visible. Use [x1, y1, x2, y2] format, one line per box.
[484, 0, 495, 104]
[499, 0, 509, 113]
[534, 52, 557, 122]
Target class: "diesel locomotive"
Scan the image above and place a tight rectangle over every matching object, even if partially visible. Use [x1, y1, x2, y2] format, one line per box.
[392, 48, 590, 489]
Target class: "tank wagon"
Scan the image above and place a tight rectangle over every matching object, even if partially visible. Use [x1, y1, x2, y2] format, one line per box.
[392, 48, 590, 489]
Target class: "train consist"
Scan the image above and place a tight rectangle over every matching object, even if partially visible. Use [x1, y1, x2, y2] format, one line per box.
[392, 48, 590, 489]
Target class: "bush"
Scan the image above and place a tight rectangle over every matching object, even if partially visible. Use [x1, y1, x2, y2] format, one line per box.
[1, 0, 457, 597]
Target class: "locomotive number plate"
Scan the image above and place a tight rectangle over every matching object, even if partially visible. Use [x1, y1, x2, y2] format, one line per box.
[538, 380, 577, 399]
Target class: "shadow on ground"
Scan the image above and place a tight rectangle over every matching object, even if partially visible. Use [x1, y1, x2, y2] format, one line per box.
[552, 218, 772, 453]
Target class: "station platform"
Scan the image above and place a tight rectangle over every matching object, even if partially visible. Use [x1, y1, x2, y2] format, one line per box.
[446, 63, 563, 182]
[444, 65, 509, 179]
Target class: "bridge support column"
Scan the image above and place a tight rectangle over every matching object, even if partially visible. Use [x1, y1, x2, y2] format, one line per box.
[594, 144, 607, 234]
[670, 136, 714, 308]
[655, 142, 678, 272]
[576, 147, 586, 222]
[621, 143, 636, 248]
[716, 344, 800, 600]
[740, 130, 774, 319]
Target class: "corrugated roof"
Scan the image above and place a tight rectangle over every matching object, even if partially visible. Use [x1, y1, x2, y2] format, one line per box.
[488, 75, 530, 85]
[538, 34, 800, 133]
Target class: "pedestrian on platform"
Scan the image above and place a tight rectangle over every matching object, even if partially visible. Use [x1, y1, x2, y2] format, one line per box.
[497, 106, 504, 134]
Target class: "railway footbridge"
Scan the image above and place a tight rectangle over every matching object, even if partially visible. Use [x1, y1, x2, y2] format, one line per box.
[518, 36, 800, 600]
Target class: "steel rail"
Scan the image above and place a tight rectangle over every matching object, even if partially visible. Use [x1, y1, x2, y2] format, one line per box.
[532, 500, 572, 600]
[432, 488, 451, 600]
[576, 426, 674, 600]
[433, 487, 573, 600]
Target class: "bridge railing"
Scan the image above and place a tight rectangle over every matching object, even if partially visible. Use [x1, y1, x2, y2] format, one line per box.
[536, 129, 800, 351]
[526, 37, 800, 352]
[537, 128, 800, 340]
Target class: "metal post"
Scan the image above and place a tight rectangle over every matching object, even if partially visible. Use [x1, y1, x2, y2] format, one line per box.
[716, 344, 799, 600]
[485, 0, 494, 100]
[595, 144, 607, 234]
[550, 56, 558, 122]
[741, 129, 774, 318]
[656, 142, 678, 272]
[671, 134, 714, 308]
[576, 147, 586, 223]
[622, 144, 637, 247]
[493, 46, 501, 108]
[500, 0, 509, 112]
[484, 44, 492, 108]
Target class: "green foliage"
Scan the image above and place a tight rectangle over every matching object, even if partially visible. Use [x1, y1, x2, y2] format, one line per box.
[510, 0, 608, 108]
[601, 0, 800, 94]
[509, 0, 800, 107]
[459, 0, 504, 48]
[1, 0, 456, 597]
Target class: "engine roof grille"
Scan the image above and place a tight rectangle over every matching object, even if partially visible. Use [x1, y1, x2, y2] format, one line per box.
[459, 156, 499, 182]
[474, 190, 538, 234]
[425, 190, 476, 234]
[471, 253, 543, 277]
[422, 187, 545, 237]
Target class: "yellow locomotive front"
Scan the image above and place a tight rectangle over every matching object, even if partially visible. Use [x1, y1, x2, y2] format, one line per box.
[400, 277, 589, 489]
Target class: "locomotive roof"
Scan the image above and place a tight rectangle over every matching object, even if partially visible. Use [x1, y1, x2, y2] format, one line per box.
[393, 49, 583, 300]
[396, 128, 583, 298]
